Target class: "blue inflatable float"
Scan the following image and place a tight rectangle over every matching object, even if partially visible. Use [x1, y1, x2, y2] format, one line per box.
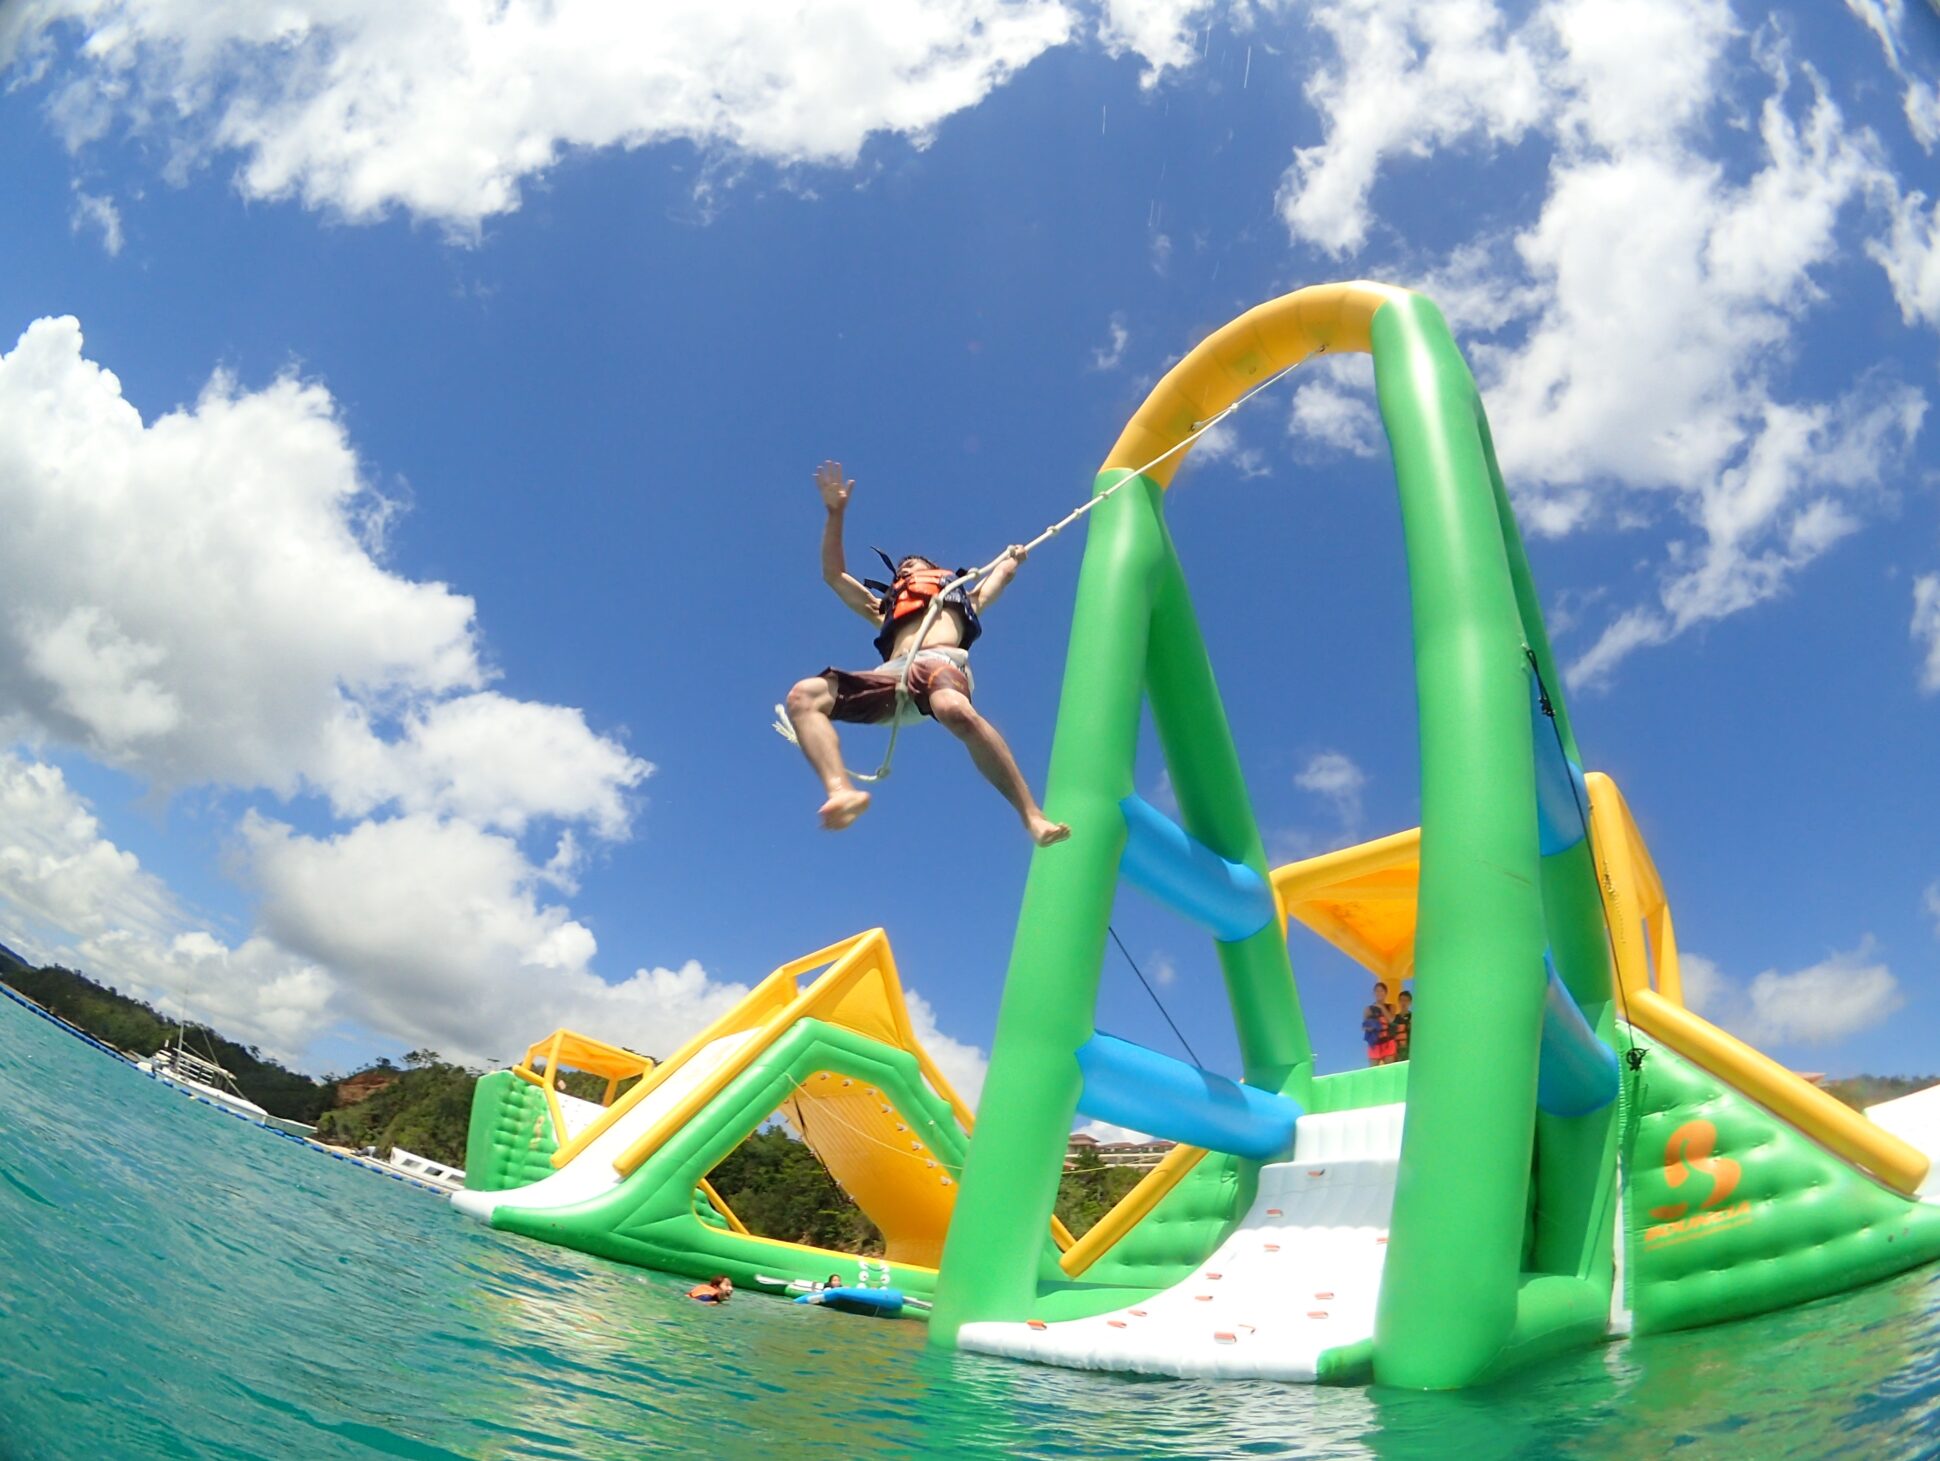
[795, 1286, 905, 1317]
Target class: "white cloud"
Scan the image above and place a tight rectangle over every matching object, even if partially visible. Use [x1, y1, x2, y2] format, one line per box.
[1674, 950, 1728, 1016]
[1075, 1118, 1156, 1143]
[1845, 0, 1940, 151]
[1872, 189, 1940, 332]
[1272, 749, 1369, 861]
[241, 808, 986, 1082]
[0, 750, 333, 1062]
[1192, 419, 1269, 478]
[68, 187, 122, 255]
[0, 753, 176, 946]
[0, 316, 649, 831]
[320, 692, 647, 840]
[5, 0, 1077, 234]
[239, 811, 739, 1069]
[1679, 941, 1903, 1049]
[0, 747, 989, 1083]
[1096, 0, 1214, 88]
[87, 928, 339, 1068]
[1912, 574, 1940, 692]
[1287, 355, 1380, 459]
[1277, 0, 1545, 256]
[1295, 749, 1367, 828]
[1090, 312, 1130, 371]
[1278, 0, 1930, 690]
[903, 987, 989, 1110]
[1570, 386, 1921, 688]
[0, 320, 730, 1076]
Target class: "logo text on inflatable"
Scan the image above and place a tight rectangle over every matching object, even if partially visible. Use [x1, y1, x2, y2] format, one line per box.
[1644, 1119, 1751, 1249]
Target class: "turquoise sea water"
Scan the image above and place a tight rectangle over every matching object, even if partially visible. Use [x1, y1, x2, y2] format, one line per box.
[4, 995, 1939, 1461]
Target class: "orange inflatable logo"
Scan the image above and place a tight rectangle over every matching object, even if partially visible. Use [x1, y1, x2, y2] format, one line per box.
[1648, 1120, 1741, 1222]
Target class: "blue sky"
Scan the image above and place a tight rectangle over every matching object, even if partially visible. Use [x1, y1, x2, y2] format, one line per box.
[1, 1, 1938, 1104]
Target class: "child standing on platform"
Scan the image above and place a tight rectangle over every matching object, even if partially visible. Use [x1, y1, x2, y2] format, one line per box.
[1362, 1003, 1391, 1065]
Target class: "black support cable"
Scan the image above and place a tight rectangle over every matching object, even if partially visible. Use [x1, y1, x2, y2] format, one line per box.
[1107, 923, 1204, 1068]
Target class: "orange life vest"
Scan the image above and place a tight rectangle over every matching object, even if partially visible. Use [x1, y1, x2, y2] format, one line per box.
[864, 551, 983, 662]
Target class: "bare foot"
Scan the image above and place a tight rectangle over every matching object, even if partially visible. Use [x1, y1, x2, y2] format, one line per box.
[1028, 814, 1071, 847]
[819, 787, 872, 830]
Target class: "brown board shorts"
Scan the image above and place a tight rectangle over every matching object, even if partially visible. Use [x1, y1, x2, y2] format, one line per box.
[822, 648, 974, 725]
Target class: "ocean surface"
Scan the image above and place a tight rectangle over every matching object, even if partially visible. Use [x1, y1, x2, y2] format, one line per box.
[4, 995, 1938, 1461]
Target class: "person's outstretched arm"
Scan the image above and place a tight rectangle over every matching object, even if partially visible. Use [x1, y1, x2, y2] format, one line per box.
[972, 544, 1027, 612]
[817, 460, 884, 623]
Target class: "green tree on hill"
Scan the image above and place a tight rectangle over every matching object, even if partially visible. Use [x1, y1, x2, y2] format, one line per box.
[1054, 1146, 1145, 1237]
[707, 1127, 886, 1255]
[315, 1061, 479, 1165]
[1823, 1075, 1937, 1110]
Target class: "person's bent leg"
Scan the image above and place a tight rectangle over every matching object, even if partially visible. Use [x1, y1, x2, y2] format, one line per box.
[785, 676, 871, 830]
[927, 688, 1069, 847]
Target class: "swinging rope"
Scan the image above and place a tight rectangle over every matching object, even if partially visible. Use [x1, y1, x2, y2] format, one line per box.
[773, 357, 1310, 783]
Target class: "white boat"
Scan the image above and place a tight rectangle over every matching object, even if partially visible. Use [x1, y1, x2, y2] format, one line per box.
[138, 1042, 272, 1124]
[385, 1145, 467, 1193]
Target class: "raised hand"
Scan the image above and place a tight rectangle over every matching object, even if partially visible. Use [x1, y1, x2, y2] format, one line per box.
[815, 460, 855, 513]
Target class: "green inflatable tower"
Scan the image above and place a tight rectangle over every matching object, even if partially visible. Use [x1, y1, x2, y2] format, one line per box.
[927, 282, 1940, 1389]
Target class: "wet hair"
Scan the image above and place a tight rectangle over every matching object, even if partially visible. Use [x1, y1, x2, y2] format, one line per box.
[827, 1274, 844, 1288]
[897, 554, 939, 573]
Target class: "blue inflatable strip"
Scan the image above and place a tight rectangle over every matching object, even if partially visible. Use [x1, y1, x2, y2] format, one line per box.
[1075, 1031, 1300, 1160]
[795, 1287, 904, 1316]
[1529, 673, 1588, 856]
[1118, 794, 1277, 942]
[1538, 954, 1618, 1118]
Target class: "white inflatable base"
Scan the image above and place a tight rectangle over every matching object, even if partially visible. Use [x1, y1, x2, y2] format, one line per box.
[959, 1103, 1405, 1382]
[452, 1032, 755, 1221]
[1865, 1082, 1940, 1200]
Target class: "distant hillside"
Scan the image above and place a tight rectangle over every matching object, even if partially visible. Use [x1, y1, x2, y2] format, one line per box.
[315, 1057, 478, 1166]
[1, 964, 335, 1125]
[0, 940, 28, 973]
[1823, 1074, 1937, 1110]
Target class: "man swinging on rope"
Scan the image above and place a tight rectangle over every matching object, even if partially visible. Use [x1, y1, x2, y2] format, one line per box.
[784, 461, 1071, 846]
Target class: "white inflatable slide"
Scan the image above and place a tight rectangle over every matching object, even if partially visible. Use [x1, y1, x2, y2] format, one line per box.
[451, 1032, 755, 1222]
[959, 1103, 1405, 1381]
[1865, 1083, 1940, 1201]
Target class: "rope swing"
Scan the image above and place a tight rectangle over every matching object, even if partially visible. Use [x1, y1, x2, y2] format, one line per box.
[773, 359, 1309, 784]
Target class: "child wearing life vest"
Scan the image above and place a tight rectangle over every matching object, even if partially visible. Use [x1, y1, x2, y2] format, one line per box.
[1366, 980, 1399, 1065]
[1392, 989, 1413, 1062]
[784, 461, 1072, 846]
[1362, 1004, 1391, 1066]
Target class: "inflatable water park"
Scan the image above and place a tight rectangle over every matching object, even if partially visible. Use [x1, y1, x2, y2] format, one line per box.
[456, 927, 1064, 1313]
[455, 280, 1940, 1390]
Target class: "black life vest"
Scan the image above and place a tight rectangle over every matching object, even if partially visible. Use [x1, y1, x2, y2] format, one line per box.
[863, 550, 983, 662]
